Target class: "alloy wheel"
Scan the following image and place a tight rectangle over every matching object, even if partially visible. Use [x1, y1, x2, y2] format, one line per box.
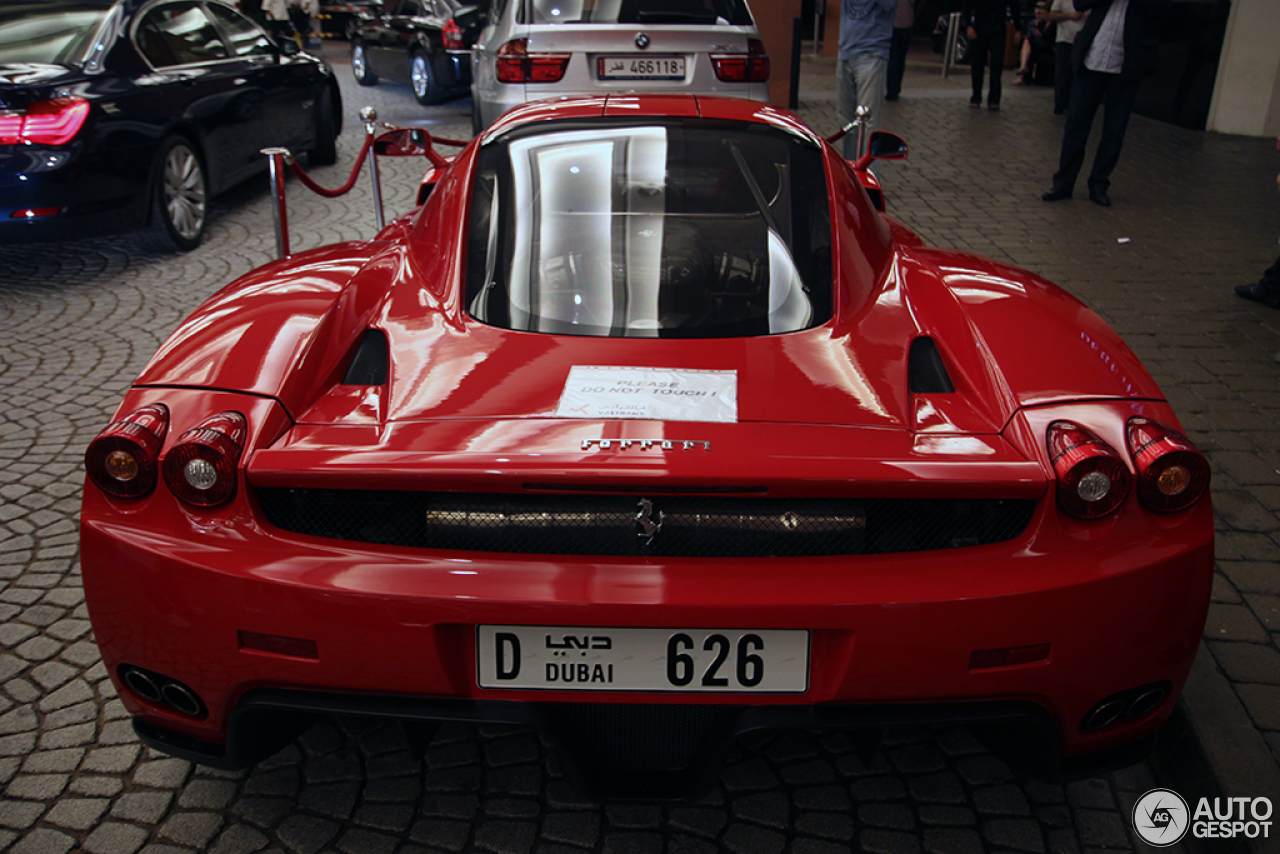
[162, 143, 205, 241]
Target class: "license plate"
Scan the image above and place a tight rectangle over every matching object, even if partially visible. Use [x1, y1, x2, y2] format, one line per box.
[477, 625, 809, 692]
[597, 55, 686, 80]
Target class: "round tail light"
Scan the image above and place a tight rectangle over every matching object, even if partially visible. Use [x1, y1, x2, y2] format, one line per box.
[1047, 421, 1132, 519]
[1126, 417, 1210, 513]
[162, 411, 247, 507]
[85, 404, 169, 499]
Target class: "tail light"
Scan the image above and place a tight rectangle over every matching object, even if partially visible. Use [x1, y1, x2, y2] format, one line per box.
[1126, 417, 1210, 512]
[1047, 421, 1132, 519]
[496, 38, 570, 84]
[162, 411, 247, 507]
[0, 98, 90, 146]
[712, 38, 770, 83]
[85, 405, 169, 499]
[442, 18, 464, 50]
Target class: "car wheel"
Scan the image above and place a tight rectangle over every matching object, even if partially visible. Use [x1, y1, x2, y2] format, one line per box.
[410, 50, 443, 105]
[352, 42, 377, 85]
[140, 137, 206, 254]
[309, 87, 339, 166]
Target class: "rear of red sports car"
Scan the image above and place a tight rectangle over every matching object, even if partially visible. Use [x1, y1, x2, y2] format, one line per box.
[80, 96, 1213, 797]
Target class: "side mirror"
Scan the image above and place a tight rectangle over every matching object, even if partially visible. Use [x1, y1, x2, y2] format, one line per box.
[374, 128, 429, 157]
[852, 131, 908, 171]
[277, 38, 300, 56]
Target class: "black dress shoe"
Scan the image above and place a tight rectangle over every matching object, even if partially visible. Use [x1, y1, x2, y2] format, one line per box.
[1236, 281, 1280, 309]
[1089, 190, 1112, 207]
[1041, 188, 1072, 202]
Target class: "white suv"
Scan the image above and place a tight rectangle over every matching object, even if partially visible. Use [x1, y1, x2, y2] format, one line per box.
[469, 0, 769, 133]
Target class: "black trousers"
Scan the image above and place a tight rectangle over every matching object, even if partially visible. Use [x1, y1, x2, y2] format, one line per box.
[887, 26, 913, 99]
[1053, 42, 1074, 113]
[1051, 67, 1141, 195]
[1262, 255, 1280, 288]
[969, 28, 1005, 106]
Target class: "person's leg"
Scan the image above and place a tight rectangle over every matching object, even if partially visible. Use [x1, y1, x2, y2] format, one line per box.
[1053, 42, 1073, 112]
[887, 27, 911, 99]
[1085, 76, 1139, 197]
[1047, 67, 1105, 196]
[969, 34, 988, 105]
[987, 28, 1004, 106]
[852, 53, 888, 138]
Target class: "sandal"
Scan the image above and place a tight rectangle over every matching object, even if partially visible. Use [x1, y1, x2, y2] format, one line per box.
[969, 99, 981, 108]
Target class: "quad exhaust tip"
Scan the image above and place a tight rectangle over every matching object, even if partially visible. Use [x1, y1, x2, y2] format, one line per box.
[1081, 681, 1169, 732]
[119, 666, 207, 719]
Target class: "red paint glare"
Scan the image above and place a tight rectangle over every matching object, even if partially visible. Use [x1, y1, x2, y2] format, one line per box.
[0, 98, 89, 146]
[969, 643, 1050, 670]
[238, 630, 319, 660]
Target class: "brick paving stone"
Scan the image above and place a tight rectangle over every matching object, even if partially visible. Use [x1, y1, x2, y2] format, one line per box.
[82, 821, 151, 854]
[1235, 683, 1280, 731]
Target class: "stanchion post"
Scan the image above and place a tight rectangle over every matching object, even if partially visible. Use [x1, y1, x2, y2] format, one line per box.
[360, 107, 385, 232]
[261, 147, 291, 259]
[854, 104, 870, 159]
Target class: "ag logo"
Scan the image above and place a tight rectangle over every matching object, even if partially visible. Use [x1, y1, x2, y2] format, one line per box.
[1133, 788, 1189, 846]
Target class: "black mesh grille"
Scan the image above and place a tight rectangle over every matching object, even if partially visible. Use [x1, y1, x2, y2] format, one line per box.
[255, 489, 1036, 557]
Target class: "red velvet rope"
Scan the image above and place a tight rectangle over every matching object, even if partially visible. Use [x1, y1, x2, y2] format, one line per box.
[285, 132, 375, 198]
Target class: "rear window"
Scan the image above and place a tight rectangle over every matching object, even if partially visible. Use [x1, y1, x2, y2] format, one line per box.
[465, 119, 833, 339]
[0, 2, 110, 65]
[526, 0, 752, 26]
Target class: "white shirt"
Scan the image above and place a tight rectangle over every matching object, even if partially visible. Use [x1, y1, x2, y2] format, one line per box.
[1051, 0, 1085, 44]
[1084, 0, 1128, 74]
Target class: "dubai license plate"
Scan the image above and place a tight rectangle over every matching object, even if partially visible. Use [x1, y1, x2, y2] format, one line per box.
[477, 625, 809, 693]
[597, 55, 686, 80]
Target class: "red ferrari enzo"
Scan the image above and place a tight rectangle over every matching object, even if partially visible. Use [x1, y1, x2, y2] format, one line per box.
[81, 95, 1213, 798]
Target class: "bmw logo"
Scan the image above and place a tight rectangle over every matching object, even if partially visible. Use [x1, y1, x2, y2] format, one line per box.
[635, 32, 650, 49]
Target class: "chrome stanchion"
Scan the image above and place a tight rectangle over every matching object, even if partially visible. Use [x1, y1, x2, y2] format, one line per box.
[360, 106, 385, 232]
[261, 146, 291, 259]
[854, 104, 870, 158]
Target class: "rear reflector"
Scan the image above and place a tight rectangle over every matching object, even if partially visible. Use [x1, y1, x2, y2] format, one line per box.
[10, 208, 63, 219]
[969, 644, 1050, 670]
[238, 630, 320, 660]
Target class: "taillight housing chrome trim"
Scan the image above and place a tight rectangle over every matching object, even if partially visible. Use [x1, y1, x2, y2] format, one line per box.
[1126, 417, 1210, 513]
[162, 411, 247, 508]
[85, 404, 170, 499]
[496, 38, 570, 84]
[711, 38, 770, 83]
[1047, 421, 1132, 519]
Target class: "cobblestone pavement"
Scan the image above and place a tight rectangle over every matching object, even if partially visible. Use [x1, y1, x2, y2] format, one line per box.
[1, 43, 1278, 854]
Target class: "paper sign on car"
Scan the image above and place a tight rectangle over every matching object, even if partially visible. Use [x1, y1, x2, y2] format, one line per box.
[555, 366, 738, 423]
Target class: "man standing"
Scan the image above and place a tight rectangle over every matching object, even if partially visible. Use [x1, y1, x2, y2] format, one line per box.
[886, 0, 922, 101]
[838, 0, 896, 159]
[1041, 0, 1170, 207]
[1048, 0, 1087, 114]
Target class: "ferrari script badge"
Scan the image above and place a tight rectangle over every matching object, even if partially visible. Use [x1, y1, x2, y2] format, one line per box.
[581, 439, 710, 451]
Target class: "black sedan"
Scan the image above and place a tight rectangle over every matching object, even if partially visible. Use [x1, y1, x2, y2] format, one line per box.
[350, 0, 483, 105]
[0, 0, 342, 252]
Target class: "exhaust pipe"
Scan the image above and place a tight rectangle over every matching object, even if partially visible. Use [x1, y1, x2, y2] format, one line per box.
[160, 681, 206, 718]
[1127, 685, 1167, 719]
[122, 667, 162, 703]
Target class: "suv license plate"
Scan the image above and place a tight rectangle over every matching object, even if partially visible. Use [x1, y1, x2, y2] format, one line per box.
[597, 55, 686, 80]
[477, 625, 809, 692]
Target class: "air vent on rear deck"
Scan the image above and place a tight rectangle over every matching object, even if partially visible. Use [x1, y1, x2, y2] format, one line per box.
[909, 337, 955, 394]
[343, 330, 388, 385]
